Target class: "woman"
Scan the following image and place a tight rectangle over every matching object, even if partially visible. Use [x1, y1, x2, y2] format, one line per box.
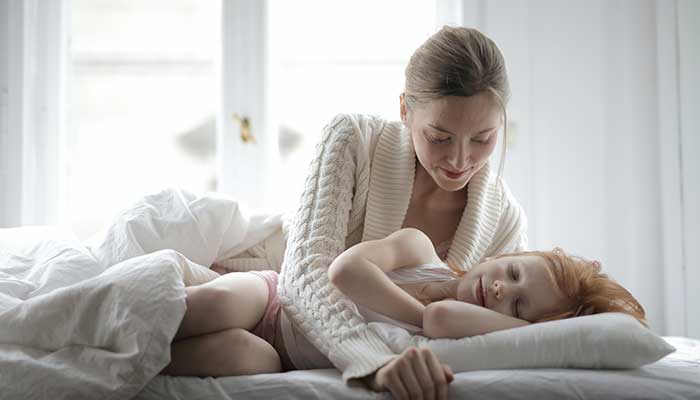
[275, 25, 527, 399]
[179, 25, 522, 400]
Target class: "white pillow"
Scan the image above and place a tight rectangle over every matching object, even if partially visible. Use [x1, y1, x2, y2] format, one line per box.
[370, 312, 674, 371]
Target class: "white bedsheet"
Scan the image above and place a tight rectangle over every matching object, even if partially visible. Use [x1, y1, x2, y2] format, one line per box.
[137, 336, 700, 400]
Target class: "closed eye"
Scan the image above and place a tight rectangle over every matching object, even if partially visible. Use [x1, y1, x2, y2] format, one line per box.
[509, 263, 519, 281]
[425, 131, 451, 144]
[430, 136, 450, 144]
[471, 133, 492, 144]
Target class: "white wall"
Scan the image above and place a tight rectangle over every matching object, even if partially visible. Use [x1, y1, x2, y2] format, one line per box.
[656, 0, 687, 337]
[678, 0, 700, 338]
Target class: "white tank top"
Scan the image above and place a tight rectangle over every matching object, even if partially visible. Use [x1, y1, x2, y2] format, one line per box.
[385, 261, 456, 285]
[280, 263, 457, 369]
[359, 263, 456, 333]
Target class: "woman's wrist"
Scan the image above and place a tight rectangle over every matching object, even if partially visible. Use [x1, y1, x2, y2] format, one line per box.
[361, 371, 382, 392]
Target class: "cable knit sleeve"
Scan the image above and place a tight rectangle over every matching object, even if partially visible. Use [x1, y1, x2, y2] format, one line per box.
[484, 179, 529, 256]
[277, 114, 397, 381]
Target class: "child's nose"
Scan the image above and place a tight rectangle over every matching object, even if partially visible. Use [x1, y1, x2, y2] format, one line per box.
[493, 280, 504, 300]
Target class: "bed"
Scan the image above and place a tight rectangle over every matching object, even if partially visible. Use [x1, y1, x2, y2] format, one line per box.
[2, 190, 699, 400]
[138, 336, 700, 399]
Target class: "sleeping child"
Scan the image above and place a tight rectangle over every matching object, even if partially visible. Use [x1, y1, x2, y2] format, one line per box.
[160, 228, 646, 378]
[327, 227, 646, 339]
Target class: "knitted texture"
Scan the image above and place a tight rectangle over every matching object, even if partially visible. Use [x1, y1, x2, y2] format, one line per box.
[277, 113, 528, 382]
[277, 114, 396, 381]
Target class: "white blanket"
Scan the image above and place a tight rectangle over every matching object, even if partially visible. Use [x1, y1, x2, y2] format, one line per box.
[0, 189, 283, 400]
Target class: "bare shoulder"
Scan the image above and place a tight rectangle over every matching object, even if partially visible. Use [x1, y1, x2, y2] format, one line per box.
[332, 228, 441, 274]
[385, 228, 442, 267]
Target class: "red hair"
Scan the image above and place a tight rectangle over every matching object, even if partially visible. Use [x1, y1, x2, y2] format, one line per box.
[498, 248, 648, 327]
[444, 249, 647, 326]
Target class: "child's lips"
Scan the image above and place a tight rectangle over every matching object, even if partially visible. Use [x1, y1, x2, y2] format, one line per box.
[476, 277, 486, 307]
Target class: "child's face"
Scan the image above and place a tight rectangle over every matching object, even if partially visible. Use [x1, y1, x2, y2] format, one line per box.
[455, 255, 574, 322]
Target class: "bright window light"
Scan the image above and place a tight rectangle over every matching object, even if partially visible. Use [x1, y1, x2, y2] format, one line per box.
[267, 0, 437, 211]
[68, 0, 221, 239]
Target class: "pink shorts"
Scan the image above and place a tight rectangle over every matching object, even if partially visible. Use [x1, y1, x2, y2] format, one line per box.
[248, 270, 282, 346]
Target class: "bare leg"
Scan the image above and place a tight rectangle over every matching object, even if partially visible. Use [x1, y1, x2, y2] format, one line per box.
[162, 328, 282, 377]
[175, 272, 269, 341]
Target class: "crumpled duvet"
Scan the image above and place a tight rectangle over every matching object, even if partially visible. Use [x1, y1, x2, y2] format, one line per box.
[0, 189, 284, 400]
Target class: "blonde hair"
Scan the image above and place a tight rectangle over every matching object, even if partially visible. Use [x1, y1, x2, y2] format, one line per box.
[403, 26, 510, 178]
[490, 249, 647, 327]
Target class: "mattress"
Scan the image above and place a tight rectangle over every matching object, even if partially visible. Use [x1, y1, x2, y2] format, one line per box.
[136, 336, 700, 400]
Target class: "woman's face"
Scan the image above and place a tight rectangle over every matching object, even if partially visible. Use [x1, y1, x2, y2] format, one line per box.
[455, 255, 574, 322]
[401, 93, 502, 192]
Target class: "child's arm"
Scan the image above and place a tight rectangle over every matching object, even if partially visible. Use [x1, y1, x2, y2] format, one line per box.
[423, 299, 530, 338]
[328, 228, 442, 327]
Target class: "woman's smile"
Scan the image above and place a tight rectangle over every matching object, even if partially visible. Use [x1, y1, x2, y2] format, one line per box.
[440, 167, 470, 180]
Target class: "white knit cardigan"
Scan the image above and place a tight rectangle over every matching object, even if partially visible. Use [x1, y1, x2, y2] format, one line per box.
[277, 113, 527, 381]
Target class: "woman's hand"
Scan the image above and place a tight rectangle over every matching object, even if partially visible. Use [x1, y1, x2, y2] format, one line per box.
[364, 346, 454, 400]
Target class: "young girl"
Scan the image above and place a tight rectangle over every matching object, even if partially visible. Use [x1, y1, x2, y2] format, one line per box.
[161, 228, 646, 378]
[328, 228, 646, 339]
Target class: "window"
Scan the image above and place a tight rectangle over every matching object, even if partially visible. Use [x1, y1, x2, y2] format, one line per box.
[68, 0, 221, 239]
[266, 0, 437, 211]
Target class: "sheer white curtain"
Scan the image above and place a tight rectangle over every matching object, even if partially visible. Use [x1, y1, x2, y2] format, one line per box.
[0, 0, 68, 227]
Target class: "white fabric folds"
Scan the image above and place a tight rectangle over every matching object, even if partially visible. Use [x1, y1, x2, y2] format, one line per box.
[0, 189, 282, 400]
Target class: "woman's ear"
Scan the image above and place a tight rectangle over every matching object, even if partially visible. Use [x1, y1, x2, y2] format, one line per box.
[399, 93, 408, 124]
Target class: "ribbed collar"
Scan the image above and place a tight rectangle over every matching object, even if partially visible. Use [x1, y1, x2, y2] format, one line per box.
[362, 123, 503, 271]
